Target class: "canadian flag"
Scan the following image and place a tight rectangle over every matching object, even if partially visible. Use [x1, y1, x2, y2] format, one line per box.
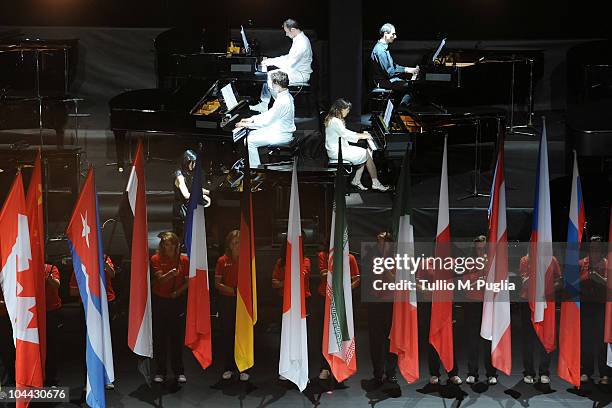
[0, 172, 44, 406]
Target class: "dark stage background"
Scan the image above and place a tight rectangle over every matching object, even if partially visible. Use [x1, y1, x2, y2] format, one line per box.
[0, 0, 610, 40]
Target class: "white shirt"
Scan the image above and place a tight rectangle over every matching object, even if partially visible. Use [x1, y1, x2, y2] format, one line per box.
[325, 117, 360, 153]
[250, 90, 296, 134]
[264, 32, 313, 78]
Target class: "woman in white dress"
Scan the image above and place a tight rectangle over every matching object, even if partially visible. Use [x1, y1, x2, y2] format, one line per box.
[325, 99, 389, 191]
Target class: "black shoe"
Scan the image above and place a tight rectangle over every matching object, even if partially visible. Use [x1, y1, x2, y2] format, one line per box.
[385, 375, 398, 384]
[362, 377, 384, 391]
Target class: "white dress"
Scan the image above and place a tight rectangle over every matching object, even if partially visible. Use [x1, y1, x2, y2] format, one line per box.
[325, 117, 367, 165]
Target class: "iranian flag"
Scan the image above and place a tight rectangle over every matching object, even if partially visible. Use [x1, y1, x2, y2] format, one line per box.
[322, 142, 356, 382]
[279, 161, 308, 391]
[389, 149, 419, 383]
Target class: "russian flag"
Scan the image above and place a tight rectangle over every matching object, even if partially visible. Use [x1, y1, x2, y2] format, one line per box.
[529, 118, 556, 353]
[184, 151, 212, 369]
[66, 168, 114, 408]
[558, 150, 584, 387]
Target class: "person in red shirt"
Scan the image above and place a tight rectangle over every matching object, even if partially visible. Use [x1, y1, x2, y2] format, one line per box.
[0, 291, 15, 386]
[461, 235, 497, 385]
[151, 231, 189, 384]
[315, 243, 360, 381]
[518, 250, 562, 384]
[579, 235, 610, 384]
[44, 263, 62, 386]
[215, 230, 253, 382]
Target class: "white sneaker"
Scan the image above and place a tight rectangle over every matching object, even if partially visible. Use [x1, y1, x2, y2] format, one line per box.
[239, 372, 250, 382]
[465, 375, 476, 384]
[523, 375, 535, 384]
[249, 101, 268, 113]
[153, 375, 164, 383]
[429, 375, 439, 385]
[600, 376, 610, 385]
[222, 371, 233, 380]
[580, 374, 589, 383]
[371, 180, 390, 192]
[488, 376, 497, 385]
[449, 376, 462, 385]
[105, 383, 115, 390]
[319, 369, 330, 380]
[539, 375, 550, 384]
[177, 374, 187, 384]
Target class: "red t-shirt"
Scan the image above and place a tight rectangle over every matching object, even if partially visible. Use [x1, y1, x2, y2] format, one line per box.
[45, 264, 62, 311]
[151, 253, 189, 299]
[579, 256, 608, 281]
[69, 255, 117, 302]
[215, 254, 239, 296]
[519, 255, 561, 300]
[317, 251, 360, 297]
[271, 257, 311, 297]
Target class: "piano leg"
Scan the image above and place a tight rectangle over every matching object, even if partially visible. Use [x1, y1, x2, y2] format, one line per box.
[108, 130, 127, 172]
[458, 118, 492, 201]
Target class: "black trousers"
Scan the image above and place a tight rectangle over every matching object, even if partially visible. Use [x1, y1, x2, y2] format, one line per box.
[420, 302, 458, 377]
[520, 303, 551, 376]
[463, 302, 497, 378]
[581, 302, 610, 377]
[218, 295, 238, 372]
[378, 78, 412, 106]
[0, 313, 15, 386]
[152, 296, 186, 376]
[368, 302, 398, 379]
[46, 308, 63, 385]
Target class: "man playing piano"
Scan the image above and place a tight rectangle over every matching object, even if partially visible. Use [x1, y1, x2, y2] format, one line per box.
[370, 23, 419, 106]
[249, 18, 313, 113]
[236, 71, 295, 168]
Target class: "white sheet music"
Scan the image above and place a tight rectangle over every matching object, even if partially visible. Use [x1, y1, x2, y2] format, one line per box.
[240, 26, 250, 54]
[432, 38, 446, 62]
[383, 99, 394, 129]
[221, 83, 239, 111]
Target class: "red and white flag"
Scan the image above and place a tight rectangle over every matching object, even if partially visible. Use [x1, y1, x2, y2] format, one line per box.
[429, 136, 454, 372]
[279, 161, 308, 390]
[125, 141, 153, 358]
[0, 172, 44, 406]
[529, 119, 556, 353]
[481, 136, 512, 375]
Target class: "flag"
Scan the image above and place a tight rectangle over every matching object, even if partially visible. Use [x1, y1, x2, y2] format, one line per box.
[481, 134, 512, 375]
[279, 161, 308, 391]
[66, 168, 114, 408]
[558, 150, 584, 386]
[0, 172, 44, 406]
[322, 142, 357, 382]
[25, 151, 47, 384]
[605, 206, 612, 367]
[389, 150, 419, 383]
[125, 141, 153, 359]
[429, 136, 454, 372]
[528, 118, 556, 353]
[184, 151, 212, 369]
[235, 139, 257, 372]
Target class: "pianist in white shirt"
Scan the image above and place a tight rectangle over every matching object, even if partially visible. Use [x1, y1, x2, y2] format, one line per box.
[236, 71, 296, 168]
[325, 98, 389, 191]
[250, 19, 312, 113]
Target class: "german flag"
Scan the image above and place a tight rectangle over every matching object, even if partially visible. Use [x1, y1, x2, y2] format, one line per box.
[235, 144, 257, 373]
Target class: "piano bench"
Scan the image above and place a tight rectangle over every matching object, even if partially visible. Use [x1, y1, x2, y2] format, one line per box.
[289, 84, 316, 117]
[327, 159, 354, 175]
[367, 87, 392, 113]
[260, 143, 296, 165]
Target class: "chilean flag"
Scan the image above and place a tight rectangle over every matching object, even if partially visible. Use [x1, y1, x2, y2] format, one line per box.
[184, 151, 212, 369]
[429, 136, 454, 372]
[529, 119, 556, 353]
[0, 172, 44, 406]
[66, 168, 114, 408]
[481, 134, 512, 375]
[558, 150, 584, 386]
[125, 141, 153, 358]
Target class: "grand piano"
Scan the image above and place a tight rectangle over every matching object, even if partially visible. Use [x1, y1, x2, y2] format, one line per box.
[0, 34, 79, 146]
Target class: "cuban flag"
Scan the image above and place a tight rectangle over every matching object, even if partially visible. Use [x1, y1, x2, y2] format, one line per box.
[184, 151, 212, 369]
[66, 168, 114, 408]
[558, 150, 584, 387]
